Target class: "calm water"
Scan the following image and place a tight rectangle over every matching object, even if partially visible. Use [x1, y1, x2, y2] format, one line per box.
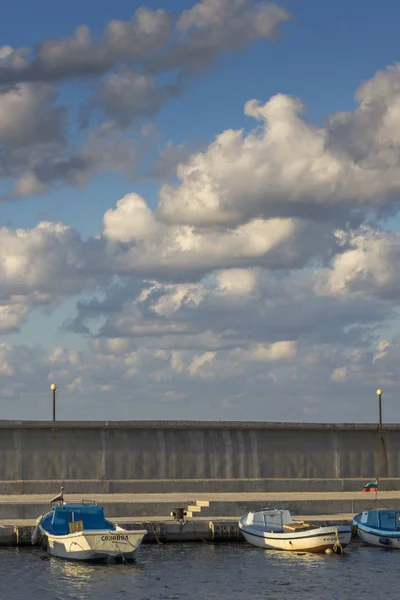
[0, 542, 396, 600]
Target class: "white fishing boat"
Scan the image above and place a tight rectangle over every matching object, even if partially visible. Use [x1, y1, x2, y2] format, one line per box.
[239, 508, 352, 554]
[34, 489, 147, 562]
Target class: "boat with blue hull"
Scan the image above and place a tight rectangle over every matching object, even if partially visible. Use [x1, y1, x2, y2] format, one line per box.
[353, 509, 400, 549]
[35, 498, 147, 562]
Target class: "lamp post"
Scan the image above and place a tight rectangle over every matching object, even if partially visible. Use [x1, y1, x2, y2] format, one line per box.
[376, 388, 383, 429]
[50, 383, 57, 421]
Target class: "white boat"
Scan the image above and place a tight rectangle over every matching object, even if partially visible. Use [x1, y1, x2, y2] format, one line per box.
[238, 508, 352, 553]
[35, 497, 147, 562]
[353, 509, 400, 548]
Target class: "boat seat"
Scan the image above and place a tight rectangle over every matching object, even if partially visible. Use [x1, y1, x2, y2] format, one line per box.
[283, 521, 311, 531]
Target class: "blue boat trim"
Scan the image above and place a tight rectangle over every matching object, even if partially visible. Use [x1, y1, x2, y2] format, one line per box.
[41, 503, 116, 536]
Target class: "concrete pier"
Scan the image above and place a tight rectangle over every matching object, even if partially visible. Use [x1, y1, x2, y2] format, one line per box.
[0, 490, 395, 546]
[0, 515, 355, 547]
[0, 491, 397, 520]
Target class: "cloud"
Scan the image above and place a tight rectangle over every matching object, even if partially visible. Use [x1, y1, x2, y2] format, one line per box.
[102, 193, 336, 278]
[5, 121, 142, 199]
[5, 55, 400, 419]
[92, 70, 167, 128]
[150, 0, 291, 75]
[0, 222, 87, 294]
[315, 226, 400, 299]
[0, 83, 65, 147]
[0, 8, 171, 85]
[67, 262, 391, 355]
[0, 3, 290, 86]
[0, 331, 394, 420]
[0, 221, 101, 330]
[144, 141, 192, 181]
[157, 64, 400, 228]
[0, 2, 290, 197]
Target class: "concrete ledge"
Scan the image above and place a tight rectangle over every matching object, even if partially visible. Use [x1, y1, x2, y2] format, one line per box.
[1, 478, 400, 495]
[0, 420, 396, 430]
[0, 491, 397, 520]
[0, 478, 400, 496]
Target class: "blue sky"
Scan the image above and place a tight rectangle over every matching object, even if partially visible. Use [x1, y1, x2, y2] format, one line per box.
[1, 0, 400, 420]
[3, 0, 400, 236]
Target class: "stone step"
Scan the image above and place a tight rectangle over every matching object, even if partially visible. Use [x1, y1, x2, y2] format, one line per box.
[186, 505, 202, 512]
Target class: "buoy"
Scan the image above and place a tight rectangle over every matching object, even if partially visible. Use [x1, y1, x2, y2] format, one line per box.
[325, 548, 333, 555]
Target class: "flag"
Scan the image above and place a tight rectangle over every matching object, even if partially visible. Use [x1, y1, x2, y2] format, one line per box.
[362, 479, 378, 492]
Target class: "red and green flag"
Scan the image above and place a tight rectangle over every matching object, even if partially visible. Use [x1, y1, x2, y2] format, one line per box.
[362, 479, 378, 492]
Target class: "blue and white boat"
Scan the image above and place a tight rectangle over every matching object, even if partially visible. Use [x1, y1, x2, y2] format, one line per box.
[35, 492, 147, 561]
[353, 509, 400, 548]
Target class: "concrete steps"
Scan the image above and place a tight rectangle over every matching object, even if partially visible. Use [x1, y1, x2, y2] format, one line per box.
[185, 500, 210, 517]
[0, 491, 397, 520]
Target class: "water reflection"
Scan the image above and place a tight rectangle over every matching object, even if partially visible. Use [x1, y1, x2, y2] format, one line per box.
[49, 551, 144, 596]
[260, 546, 339, 566]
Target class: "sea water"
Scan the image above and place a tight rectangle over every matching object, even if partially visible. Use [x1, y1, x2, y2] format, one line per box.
[0, 541, 395, 600]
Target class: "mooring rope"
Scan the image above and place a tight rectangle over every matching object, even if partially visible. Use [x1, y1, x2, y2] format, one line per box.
[332, 527, 343, 555]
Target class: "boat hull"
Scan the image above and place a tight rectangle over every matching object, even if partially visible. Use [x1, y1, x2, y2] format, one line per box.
[355, 526, 400, 549]
[40, 526, 147, 561]
[240, 525, 352, 553]
[353, 511, 400, 549]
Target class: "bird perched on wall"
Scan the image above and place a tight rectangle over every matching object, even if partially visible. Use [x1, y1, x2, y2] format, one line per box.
[50, 486, 64, 503]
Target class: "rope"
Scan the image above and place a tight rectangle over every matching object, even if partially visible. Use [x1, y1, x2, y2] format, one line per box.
[108, 529, 130, 562]
[112, 540, 128, 563]
[70, 541, 86, 551]
[332, 527, 343, 555]
[148, 522, 163, 545]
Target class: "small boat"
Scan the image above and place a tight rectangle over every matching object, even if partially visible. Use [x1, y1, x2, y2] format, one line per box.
[353, 509, 400, 548]
[35, 490, 147, 562]
[239, 508, 352, 553]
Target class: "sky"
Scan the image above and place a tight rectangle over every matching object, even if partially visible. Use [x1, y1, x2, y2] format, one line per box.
[1, 0, 400, 422]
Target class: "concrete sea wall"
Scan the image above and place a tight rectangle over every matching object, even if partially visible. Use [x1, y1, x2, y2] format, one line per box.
[0, 421, 398, 484]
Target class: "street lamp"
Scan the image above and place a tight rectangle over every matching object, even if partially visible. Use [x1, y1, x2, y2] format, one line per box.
[376, 388, 383, 429]
[50, 383, 57, 421]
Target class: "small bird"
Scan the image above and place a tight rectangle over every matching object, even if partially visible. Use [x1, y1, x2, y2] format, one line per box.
[50, 486, 64, 504]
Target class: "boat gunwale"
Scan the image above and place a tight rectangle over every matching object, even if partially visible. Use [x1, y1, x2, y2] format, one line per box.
[39, 525, 148, 540]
